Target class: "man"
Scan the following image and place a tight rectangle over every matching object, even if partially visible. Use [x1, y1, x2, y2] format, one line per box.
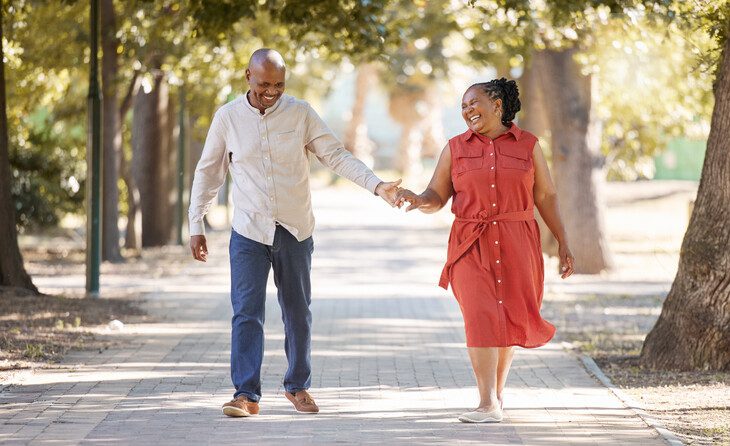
[188, 48, 400, 418]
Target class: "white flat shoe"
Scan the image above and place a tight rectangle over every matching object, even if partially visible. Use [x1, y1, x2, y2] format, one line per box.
[458, 408, 503, 423]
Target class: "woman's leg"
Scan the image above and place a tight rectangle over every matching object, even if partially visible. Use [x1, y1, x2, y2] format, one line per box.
[496, 347, 515, 407]
[467, 347, 500, 411]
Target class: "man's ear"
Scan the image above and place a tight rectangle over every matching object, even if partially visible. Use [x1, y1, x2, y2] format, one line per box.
[245, 68, 251, 83]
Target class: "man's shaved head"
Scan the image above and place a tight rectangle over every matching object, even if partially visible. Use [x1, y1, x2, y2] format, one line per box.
[246, 49, 287, 114]
[248, 48, 286, 71]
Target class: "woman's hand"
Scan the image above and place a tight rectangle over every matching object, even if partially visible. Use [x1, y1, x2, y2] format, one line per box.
[395, 188, 423, 212]
[558, 244, 575, 279]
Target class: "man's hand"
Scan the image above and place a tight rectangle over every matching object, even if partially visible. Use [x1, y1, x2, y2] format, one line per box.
[190, 235, 208, 262]
[375, 179, 402, 207]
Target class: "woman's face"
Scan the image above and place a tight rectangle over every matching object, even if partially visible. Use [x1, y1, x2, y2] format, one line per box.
[461, 87, 502, 134]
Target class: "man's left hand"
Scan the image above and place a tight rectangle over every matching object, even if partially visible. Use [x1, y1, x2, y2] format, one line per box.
[375, 179, 402, 207]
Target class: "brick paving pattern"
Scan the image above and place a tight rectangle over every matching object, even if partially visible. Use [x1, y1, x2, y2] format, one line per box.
[0, 187, 667, 445]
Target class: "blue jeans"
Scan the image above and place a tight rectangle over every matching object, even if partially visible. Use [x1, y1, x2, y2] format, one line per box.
[228, 226, 314, 402]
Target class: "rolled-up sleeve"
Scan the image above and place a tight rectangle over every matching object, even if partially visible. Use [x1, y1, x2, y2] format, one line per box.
[188, 112, 230, 236]
[303, 105, 382, 194]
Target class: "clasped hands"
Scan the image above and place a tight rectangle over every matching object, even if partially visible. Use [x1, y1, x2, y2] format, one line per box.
[374, 180, 422, 212]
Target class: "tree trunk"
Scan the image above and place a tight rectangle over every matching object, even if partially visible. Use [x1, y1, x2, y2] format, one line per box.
[344, 64, 376, 167]
[420, 87, 445, 160]
[389, 87, 427, 181]
[534, 48, 612, 273]
[131, 67, 174, 247]
[119, 72, 141, 250]
[121, 136, 141, 250]
[100, 0, 122, 262]
[521, 55, 558, 258]
[0, 16, 37, 293]
[640, 39, 730, 371]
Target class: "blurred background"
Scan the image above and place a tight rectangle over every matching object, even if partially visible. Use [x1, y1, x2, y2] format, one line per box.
[1, 1, 729, 444]
[2, 0, 718, 262]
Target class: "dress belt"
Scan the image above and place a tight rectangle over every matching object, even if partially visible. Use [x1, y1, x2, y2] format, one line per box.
[439, 208, 535, 289]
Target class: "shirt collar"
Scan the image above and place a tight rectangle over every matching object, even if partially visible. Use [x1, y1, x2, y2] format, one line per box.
[243, 91, 284, 116]
[463, 122, 522, 142]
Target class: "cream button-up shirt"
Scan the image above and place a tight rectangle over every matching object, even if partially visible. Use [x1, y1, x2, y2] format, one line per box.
[188, 93, 382, 245]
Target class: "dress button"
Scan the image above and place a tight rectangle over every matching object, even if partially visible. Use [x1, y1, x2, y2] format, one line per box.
[491, 184, 495, 188]
[492, 203, 496, 207]
[498, 300, 502, 304]
[491, 166, 494, 170]
[492, 221, 497, 225]
[497, 279, 501, 283]
[490, 152, 494, 156]
[495, 241, 499, 245]
[496, 260, 500, 264]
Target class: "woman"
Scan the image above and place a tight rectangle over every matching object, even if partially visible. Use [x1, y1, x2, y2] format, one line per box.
[395, 78, 574, 423]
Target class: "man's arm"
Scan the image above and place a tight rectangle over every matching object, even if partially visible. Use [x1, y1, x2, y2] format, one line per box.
[303, 104, 400, 205]
[188, 112, 229, 261]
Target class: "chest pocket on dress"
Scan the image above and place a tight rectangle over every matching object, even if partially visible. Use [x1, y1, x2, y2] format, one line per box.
[498, 144, 531, 170]
[454, 146, 484, 175]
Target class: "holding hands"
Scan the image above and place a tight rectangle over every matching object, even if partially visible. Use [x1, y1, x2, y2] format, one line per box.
[395, 188, 423, 212]
[375, 179, 403, 207]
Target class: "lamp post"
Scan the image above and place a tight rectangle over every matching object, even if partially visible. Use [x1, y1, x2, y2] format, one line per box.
[86, 0, 102, 296]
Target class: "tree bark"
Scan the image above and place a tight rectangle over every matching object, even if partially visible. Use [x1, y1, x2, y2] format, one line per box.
[520, 56, 558, 258]
[640, 39, 730, 371]
[0, 15, 37, 293]
[120, 72, 141, 250]
[131, 67, 174, 247]
[534, 48, 612, 273]
[100, 0, 122, 262]
[344, 64, 376, 167]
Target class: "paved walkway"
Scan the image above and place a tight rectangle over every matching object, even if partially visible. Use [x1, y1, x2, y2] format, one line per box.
[1, 187, 667, 445]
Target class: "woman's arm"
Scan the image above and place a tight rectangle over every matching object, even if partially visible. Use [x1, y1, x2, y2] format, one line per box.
[532, 142, 575, 278]
[396, 144, 454, 213]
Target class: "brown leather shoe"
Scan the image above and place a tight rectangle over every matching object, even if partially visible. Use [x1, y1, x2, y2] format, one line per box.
[284, 390, 319, 413]
[222, 396, 259, 417]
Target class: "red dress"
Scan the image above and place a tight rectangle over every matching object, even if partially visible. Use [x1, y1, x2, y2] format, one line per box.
[439, 123, 555, 348]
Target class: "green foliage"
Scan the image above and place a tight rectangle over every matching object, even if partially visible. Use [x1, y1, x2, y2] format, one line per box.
[4, 0, 88, 229]
[10, 109, 86, 229]
[586, 17, 716, 179]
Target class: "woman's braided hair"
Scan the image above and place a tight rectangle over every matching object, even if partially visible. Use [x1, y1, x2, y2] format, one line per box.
[471, 78, 521, 126]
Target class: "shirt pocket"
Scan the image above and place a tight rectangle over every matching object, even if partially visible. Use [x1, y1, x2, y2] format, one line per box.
[498, 144, 531, 170]
[274, 129, 306, 164]
[454, 146, 484, 175]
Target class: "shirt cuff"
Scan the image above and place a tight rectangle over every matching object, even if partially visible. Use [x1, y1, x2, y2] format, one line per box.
[188, 219, 206, 237]
[365, 175, 383, 196]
